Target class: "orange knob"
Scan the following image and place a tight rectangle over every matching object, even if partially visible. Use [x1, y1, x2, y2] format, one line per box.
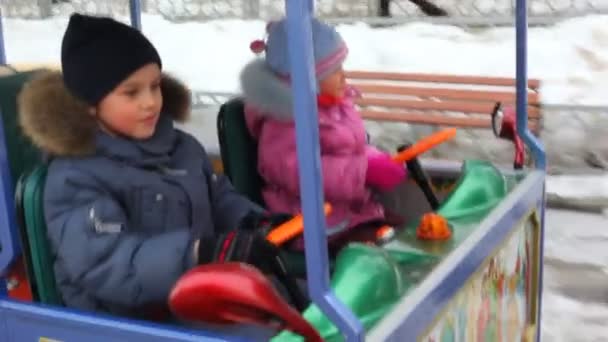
[416, 213, 452, 240]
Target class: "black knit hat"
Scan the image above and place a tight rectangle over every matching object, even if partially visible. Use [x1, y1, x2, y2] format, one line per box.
[61, 13, 162, 105]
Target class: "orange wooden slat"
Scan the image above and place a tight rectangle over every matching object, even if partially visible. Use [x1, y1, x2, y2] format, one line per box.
[355, 97, 541, 119]
[360, 109, 489, 128]
[359, 109, 539, 132]
[345, 70, 541, 90]
[352, 84, 540, 105]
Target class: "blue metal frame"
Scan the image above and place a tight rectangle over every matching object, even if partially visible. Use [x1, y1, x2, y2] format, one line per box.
[515, 0, 545, 171]
[285, 0, 364, 340]
[0, 100, 20, 277]
[514, 1, 546, 339]
[0, 8, 6, 65]
[129, 0, 142, 30]
[0, 0, 546, 340]
[0, 7, 7, 297]
[0, 299, 271, 341]
[0, 7, 21, 278]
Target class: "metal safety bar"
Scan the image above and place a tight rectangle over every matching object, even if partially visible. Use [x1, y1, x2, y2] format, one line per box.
[284, 0, 365, 340]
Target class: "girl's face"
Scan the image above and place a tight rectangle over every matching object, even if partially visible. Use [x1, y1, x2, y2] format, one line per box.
[319, 67, 346, 98]
[95, 63, 163, 139]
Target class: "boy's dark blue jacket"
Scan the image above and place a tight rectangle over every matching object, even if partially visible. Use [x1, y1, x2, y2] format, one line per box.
[18, 71, 258, 317]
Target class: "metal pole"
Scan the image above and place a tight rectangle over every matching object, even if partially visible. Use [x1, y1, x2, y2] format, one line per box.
[515, 0, 545, 170]
[129, 0, 142, 31]
[0, 8, 6, 65]
[0, 58, 20, 276]
[515, 2, 546, 342]
[0, 106, 20, 277]
[284, 0, 364, 341]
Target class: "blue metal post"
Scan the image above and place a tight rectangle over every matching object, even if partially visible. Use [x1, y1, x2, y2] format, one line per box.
[284, 0, 364, 341]
[536, 189, 545, 342]
[515, 0, 545, 171]
[129, 0, 142, 31]
[0, 6, 18, 278]
[0, 108, 20, 278]
[0, 8, 6, 65]
[515, 1, 546, 340]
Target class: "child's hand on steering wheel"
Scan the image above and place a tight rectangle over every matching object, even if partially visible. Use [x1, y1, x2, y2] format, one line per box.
[196, 211, 309, 310]
[365, 146, 407, 192]
[197, 211, 291, 270]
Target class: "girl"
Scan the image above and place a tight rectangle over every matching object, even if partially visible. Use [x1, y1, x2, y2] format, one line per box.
[18, 13, 278, 318]
[241, 18, 407, 249]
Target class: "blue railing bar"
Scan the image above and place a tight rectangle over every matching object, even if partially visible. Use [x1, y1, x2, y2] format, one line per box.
[284, 0, 364, 340]
[129, 0, 142, 31]
[0, 109, 20, 276]
[0, 7, 18, 278]
[515, 0, 545, 170]
[536, 188, 546, 342]
[515, 2, 546, 341]
[0, 8, 6, 65]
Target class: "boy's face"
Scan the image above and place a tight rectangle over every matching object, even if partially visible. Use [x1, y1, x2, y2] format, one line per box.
[319, 67, 346, 98]
[96, 63, 163, 139]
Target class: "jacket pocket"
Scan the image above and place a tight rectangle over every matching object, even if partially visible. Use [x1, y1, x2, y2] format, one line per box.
[132, 187, 168, 234]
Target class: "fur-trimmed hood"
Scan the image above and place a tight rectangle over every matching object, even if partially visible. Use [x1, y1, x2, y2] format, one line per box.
[240, 59, 296, 121]
[18, 70, 191, 157]
[240, 59, 358, 123]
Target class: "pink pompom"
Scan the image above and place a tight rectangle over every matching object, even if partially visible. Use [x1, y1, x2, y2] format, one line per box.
[250, 40, 266, 54]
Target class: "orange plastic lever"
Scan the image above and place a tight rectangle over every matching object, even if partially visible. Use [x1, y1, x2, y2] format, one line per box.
[266, 203, 333, 246]
[391, 128, 457, 164]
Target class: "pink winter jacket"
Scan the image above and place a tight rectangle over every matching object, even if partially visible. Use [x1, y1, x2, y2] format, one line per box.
[240, 59, 385, 237]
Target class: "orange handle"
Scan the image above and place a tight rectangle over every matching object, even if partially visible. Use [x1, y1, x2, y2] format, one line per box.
[266, 204, 333, 246]
[391, 128, 457, 164]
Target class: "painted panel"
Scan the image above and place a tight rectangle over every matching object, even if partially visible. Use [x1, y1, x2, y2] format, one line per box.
[422, 212, 540, 342]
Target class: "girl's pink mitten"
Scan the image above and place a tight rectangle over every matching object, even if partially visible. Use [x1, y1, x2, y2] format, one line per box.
[365, 147, 407, 191]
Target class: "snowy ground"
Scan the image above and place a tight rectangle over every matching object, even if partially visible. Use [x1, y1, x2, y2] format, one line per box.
[6, 12, 608, 172]
[543, 209, 608, 342]
[547, 174, 608, 213]
[7, 13, 608, 102]
[3, 12, 608, 341]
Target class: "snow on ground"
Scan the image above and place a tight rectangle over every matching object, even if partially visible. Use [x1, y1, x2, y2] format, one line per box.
[543, 209, 608, 342]
[546, 174, 608, 212]
[5, 13, 608, 103]
[4, 13, 608, 172]
[3, 12, 608, 340]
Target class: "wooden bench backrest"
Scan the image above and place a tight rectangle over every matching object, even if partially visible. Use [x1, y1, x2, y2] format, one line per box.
[345, 71, 541, 131]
